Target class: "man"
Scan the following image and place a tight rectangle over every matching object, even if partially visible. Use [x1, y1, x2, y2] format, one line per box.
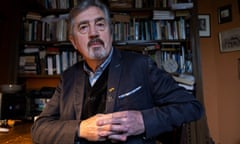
[31, 0, 204, 143]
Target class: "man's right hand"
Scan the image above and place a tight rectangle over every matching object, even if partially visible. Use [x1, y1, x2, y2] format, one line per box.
[79, 114, 117, 141]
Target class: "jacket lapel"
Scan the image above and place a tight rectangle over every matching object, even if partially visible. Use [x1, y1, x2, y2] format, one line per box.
[105, 48, 122, 113]
[73, 63, 85, 119]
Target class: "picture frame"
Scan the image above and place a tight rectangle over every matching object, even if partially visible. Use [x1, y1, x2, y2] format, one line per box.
[238, 58, 240, 80]
[198, 14, 211, 37]
[238, 0, 240, 13]
[219, 27, 240, 52]
[218, 5, 232, 24]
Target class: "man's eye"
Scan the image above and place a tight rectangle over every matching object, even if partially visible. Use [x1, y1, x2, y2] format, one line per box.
[96, 21, 106, 30]
[79, 25, 88, 31]
[96, 22, 105, 27]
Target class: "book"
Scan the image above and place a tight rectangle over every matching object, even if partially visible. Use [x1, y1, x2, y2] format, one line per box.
[46, 56, 54, 75]
[172, 74, 195, 85]
[178, 83, 194, 90]
[153, 10, 175, 20]
[26, 12, 42, 21]
[19, 53, 41, 74]
[171, 2, 194, 10]
[112, 13, 130, 23]
[109, 0, 132, 8]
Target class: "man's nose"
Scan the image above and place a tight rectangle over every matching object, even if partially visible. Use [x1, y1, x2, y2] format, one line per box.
[88, 24, 99, 36]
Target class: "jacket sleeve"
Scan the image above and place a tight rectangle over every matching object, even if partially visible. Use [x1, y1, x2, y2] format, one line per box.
[141, 57, 204, 139]
[31, 78, 81, 144]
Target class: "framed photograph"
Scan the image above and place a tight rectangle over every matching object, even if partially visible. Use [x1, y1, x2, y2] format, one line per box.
[238, 0, 240, 13]
[219, 27, 240, 52]
[218, 5, 232, 24]
[198, 14, 211, 37]
[238, 58, 240, 79]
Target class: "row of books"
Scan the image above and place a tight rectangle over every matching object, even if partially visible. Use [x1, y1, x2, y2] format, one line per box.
[23, 12, 188, 43]
[37, 0, 77, 9]
[19, 46, 82, 75]
[144, 43, 194, 90]
[19, 44, 194, 90]
[146, 42, 192, 74]
[158, 44, 195, 91]
[23, 13, 68, 42]
[112, 15, 187, 41]
[108, 0, 193, 9]
[173, 74, 195, 90]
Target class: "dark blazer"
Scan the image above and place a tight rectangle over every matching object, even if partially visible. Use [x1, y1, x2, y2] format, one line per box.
[31, 48, 203, 144]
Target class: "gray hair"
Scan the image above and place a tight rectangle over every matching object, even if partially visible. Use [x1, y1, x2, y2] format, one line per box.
[67, 0, 112, 36]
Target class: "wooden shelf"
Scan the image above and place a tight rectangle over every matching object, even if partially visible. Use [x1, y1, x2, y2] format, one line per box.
[18, 74, 60, 79]
[18, 74, 59, 90]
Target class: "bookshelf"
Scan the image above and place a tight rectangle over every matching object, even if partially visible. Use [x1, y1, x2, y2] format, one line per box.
[18, 0, 79, 90]
[19, 0, 198, 90]
[109, 0, 197, 92]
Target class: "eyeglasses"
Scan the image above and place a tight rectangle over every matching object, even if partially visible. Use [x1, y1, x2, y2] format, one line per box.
[77, 18, 107, 34]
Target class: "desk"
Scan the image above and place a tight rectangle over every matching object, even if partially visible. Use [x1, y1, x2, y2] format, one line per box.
[0, 122, 32, 144]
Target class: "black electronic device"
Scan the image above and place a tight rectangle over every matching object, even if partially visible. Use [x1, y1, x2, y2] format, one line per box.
[0, 93, 26, 120]
[29, 87, 55, 117]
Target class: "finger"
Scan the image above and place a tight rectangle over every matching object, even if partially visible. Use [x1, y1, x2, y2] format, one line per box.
[108, 134, 128, 142]
[97, 113, 127, 126]
[97, 124, 121, 137]
[97, 117, 119, 126]
[97, 117, 113, 126]
[97, 122, 128, 136]
[109, 124, 128, 133]
[111, 111, 128, 124]
[112, 111, 127, 118]
[98, 130, 117, 137]
[101, 111, 127, 119]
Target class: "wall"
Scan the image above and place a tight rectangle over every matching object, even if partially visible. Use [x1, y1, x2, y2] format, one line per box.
[198, 0, 240, 143]
[0, 1, 21, 85]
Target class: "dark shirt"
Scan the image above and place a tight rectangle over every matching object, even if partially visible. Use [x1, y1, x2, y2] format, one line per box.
[81, 66, 109, 120]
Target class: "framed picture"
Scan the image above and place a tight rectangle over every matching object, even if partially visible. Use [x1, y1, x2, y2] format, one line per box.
[238, 58, 240, 79]
[219, 27, 240, 52]
[218, 5, 232, 24]
[238, 0, 240, 13]
[198, 14, 211, 37]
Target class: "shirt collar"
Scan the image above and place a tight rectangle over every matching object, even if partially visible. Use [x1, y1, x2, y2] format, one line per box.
[83, 47, 113, 76]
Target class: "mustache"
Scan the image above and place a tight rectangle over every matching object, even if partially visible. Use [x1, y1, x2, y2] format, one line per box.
[88, 38, 104, 47]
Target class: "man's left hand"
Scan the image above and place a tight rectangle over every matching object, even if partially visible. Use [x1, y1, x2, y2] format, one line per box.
[97, 111, 145, 141]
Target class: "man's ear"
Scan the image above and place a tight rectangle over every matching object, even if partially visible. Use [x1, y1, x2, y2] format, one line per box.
[69, 35, 77, 50]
